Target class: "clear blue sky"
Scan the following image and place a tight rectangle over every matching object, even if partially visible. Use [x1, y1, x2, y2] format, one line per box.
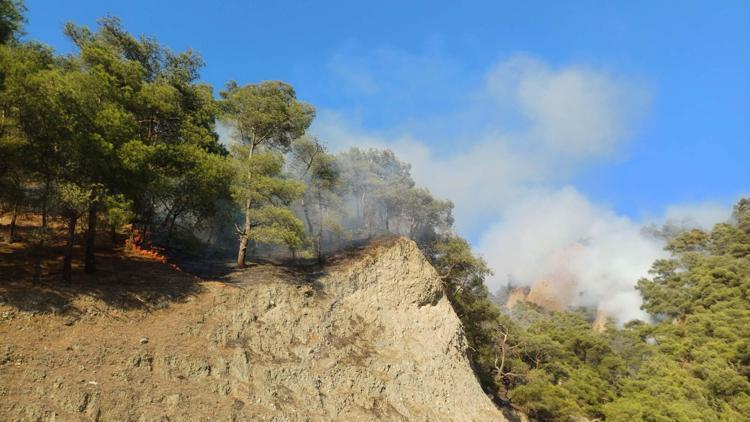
[23, 0, 750, 223]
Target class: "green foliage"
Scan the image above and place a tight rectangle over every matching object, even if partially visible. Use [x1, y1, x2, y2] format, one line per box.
[230, 146, 306, 250]
[219, 80, 314, 262]
[247, 206, 305, 249]
[631, 211, 750, 418]
[103, 194, 134, 235]
[461, 198, 750, 420]
[0, 0, 24, 44]
[289, 136, 342, 256]
[231, 147, 304, 206]
[603, 357, 717, 421]
[64, 17, 228, 233]
[665, 228, 709, 254]
[56, 182, 93, 217]
[334, 147, 453, 245]
[391, 187, 453, 240]
[0, 14, 234, 277]
[219, 80, 314, 151]
[510, 371, 581, 421]
[734, 198, 750, 235]
[429, 200, 750, 421]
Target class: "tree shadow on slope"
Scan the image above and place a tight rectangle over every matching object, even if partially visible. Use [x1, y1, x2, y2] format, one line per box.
[0, 219, 407, 316]
[200, 235, 407, 301]
[216, 258, 328, 295]
[0, 237, 202, 316]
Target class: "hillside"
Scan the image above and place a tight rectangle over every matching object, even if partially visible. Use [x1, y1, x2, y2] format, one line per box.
[0, 237, 505, 421]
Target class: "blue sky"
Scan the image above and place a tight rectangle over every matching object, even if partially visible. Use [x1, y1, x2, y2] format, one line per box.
[25, 0, 749, 219]
[23, 1, 750, 309]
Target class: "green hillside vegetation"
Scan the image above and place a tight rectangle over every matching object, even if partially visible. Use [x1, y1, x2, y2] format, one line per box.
[443, 201, 750, 421]
[1, 2, 748, 420]
[0, 3, 454, 274]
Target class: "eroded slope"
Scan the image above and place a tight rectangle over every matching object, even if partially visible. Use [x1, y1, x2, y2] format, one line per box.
[0, 237, 503, 421]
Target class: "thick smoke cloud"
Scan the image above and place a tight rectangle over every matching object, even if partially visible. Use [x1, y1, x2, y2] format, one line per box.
[313, 52, 729, 323]
[477, 187, 667, 322]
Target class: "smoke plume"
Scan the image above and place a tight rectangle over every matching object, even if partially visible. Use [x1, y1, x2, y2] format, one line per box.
[313, 51, 730, 323]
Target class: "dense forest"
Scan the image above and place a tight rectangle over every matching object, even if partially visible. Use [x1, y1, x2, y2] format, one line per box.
[1, 2, 748, 420]
[456, 202, 750, 420]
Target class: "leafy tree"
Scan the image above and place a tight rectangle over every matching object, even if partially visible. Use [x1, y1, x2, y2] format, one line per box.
[335, 147, 452, 242]
[103, 194, 134, 244]
[64, 18, 229, 271]
[290, 136, 341, 258]
[57, 183, 92, 282]
[391, 187, 453, 244]
[487, 202, 750, 420]
[1, 43, 68, 229]
[734, 198, 750, 235]
[229, 145, 305, 256]
[0, 60, 26, 241]
[340, 148, 413, 235]
[290, 136, 325, 235]
[0, 0, 24, 44]
[627, 199, 750, 418]
[220, 81, 314, 267]
[603, 357, 717, 421]
[0, 15, 233, 281]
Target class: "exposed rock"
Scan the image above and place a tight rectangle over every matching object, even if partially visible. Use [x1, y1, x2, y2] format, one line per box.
[525, 277, 576, 312]
[503, 286, 530, 310]
[592, 309, 610, 333]
[0, 237, 503, 421]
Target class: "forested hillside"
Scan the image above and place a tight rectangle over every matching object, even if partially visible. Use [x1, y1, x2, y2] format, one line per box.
[1, 1, 749, 420]
[0, 1, 454, 276]
[449, 201, 750, 420]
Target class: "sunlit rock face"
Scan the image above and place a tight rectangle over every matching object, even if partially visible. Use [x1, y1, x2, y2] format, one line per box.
[0, 237, 504, 421]
[501, 243, 612, 330]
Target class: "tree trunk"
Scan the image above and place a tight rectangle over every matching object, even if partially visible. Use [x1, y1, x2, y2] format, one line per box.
[62, 214, 77, 283]
[360, 192, 367, 232]
[302, 197, 314, 236]
[207, 217, 216, 247]
[41, 174, 51, 228]
[166, 212, 178, 248]
[127, 225, 136, 250]
[236, 198, 251, 269]
[355, 193, 360, 220]
[8, 202, 18, 242]
[317, 199, 324, 262]
[32, 240, 43, 285]
[84, 203, 97, 274]
[236, 144, 255, 269]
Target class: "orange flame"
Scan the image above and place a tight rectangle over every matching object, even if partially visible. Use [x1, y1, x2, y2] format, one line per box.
[124, 228, 181, 271]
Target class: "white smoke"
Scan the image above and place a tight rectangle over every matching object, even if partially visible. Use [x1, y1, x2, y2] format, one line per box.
[476, 187, 667, 322]
[313, 51, 731, 323]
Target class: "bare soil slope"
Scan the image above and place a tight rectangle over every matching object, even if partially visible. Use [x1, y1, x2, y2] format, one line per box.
[0, 236, 503, 421]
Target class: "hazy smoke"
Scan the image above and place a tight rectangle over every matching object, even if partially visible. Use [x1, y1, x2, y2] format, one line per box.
[313, 51, 731, 323]
[476, 188, 667, 322]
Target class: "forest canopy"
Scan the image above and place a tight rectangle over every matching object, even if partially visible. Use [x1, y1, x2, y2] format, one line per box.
[0, 5, 455, 278]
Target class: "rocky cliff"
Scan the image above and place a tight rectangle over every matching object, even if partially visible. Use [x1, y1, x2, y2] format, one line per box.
[0, 237, 504, 421]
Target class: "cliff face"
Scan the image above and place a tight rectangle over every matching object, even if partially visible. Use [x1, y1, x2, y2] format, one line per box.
[0, 237, 503, 421]
[504, 277, 577, 312]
